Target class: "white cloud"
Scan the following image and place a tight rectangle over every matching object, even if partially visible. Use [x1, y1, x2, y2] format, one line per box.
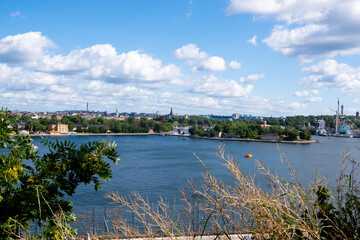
[190, 75, 253, 97]
[193, 56, 227, 71]
[294, 89, 320, 97]
[10, 11, 25, 18]
[0, 63, 61, 91]
[0, 32, 55, 66]
[247, 35, 257, 46]
[175, 44, 240, 72]
[229, 60, 242, 69]
[263, 24, 332, 61]
[226, 0, 335, 24]
[306, 96, 323, 102]
[301, 59, 360, 94]
[0, 33, 182, 85]
[38, 44, 182, 84]
[173, 44, 208, 60]
[353, 99, 360, 104]
[227, 0, 360, 61]
[239, 73, 265, 83]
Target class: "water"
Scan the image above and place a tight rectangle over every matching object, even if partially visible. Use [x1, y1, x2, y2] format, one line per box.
[28, 135, 360, 234]
[30, 135, 360, 207]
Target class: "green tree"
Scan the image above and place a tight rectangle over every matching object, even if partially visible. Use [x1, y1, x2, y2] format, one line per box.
[285, 127, 299, 141]
[299, 129, 312, 140]
[0, 110, 120, 239]
[213, 124, 223, 132]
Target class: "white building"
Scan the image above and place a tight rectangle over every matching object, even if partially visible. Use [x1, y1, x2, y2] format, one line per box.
[318, 119, 326, 134]
[232, 113, 239, 120]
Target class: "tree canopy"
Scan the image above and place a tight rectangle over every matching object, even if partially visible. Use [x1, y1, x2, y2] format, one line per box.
[0, 110, 120, 239]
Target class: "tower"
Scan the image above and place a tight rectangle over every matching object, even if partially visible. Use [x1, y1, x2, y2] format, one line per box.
[170, 107, 173, 116]
[336, 98, 340, 135]
[341, 104, 344, 115]
[86, 102, 88, 112]
[115, 107, 119, 118]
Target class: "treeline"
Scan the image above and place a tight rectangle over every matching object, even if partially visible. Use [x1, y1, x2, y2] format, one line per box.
[189, 122, 312, 141]
[73, 117, 173, 133]
[15, 115, 173, 133]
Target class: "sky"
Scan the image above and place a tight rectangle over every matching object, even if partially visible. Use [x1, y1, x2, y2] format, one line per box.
[1, 0, 360, 116]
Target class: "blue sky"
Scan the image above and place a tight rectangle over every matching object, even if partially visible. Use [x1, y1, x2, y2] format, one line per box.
[1, 0, 360, 116]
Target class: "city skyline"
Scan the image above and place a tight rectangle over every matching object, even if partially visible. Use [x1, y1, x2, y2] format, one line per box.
[1, 0, 360, 116]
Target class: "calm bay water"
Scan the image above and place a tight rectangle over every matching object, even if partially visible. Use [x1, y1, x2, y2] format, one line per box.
[30, 134, 360, 214]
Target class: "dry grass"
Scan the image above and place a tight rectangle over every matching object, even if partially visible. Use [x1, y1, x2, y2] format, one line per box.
[105, 144, 327, 239]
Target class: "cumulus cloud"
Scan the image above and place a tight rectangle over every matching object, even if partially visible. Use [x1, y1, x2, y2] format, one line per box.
[38, 44, 182, 83]
[226, 0, 335, 24]
[175, 44, 240, 72]
[189, 75, 253, 97]
[247, 35, 257, 46]
[301, 59, 360, 94]
[193, 56, 227, 71]
[229, 60, 242, 69]
[0, 32, 182, 85]
[227, 0, 360, 61]
[294, 89, 320, 97]
[173, 44, 208, 60]
[239, 73, 265, 83]
[0, 32, 186, 112]
[263, 24, 332, 61]
[306, 96, 323, 102]
[0, 32, 55, 66]
[0, 63, 60, 91]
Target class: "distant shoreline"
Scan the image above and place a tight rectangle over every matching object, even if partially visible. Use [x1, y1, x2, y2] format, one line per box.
[25, 132, 319, 143]
[189, 136, 319, 144]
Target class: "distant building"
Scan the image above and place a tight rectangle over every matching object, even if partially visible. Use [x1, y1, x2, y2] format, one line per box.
[19, 130, 29, 135]
[48, 122, 69, 133]
[170, 107, 173, 117]
[357, 111, 359, 117]
[260, 121, 270, 128]
[232, 113, 239, 120]
[318, 119, 326, 133]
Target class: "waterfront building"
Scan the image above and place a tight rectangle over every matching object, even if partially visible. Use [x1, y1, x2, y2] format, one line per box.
[318, 119, 326, 134]
[48, 122, 69, 133]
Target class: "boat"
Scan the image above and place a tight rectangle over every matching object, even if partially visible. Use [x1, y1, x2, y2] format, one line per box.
[245, 154, 252, 158]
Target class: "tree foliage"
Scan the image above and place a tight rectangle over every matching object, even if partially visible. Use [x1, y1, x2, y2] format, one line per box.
[0, 110, 120, 239]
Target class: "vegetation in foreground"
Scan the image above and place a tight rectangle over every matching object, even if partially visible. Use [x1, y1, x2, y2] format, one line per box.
[0, 109, 120, 239]
[1, 107, 360, 239]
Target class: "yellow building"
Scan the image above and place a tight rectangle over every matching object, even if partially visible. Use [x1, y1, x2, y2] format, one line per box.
[48, 122, 69, 133]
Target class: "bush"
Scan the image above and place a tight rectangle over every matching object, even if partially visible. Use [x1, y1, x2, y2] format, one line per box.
[0, 109, 120, 239]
